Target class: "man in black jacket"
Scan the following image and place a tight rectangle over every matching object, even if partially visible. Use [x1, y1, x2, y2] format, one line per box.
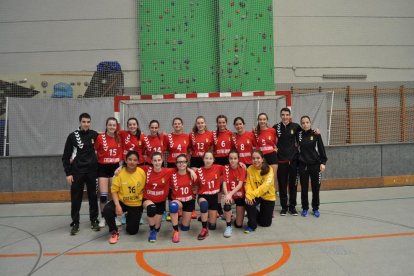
[62, 113, 100, 235]
[273, 108, 301, 216]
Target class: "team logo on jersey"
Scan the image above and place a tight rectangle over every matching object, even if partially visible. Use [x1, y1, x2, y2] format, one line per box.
[206, 139, 209, 143]
[184, 140, 187, 144]
[268, 136, 271, 140]
[310, 136, 314, 141]
[162, 178, 165, 184]
[214, 174, 218, 179]
[139, 141, 142, 146]
[247, 140, 250, 144]
[91, 139, 94, 144]
[291, 129, 294, 135]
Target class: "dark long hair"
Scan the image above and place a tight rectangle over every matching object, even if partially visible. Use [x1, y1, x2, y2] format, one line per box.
[127, 117, 142, 140]
[252, 150, 270, 176]
[105, 117, 120, 145]
[256, 113, 268, 136]
[123, 150, 139, 167]
[216, 114, 228, 133]
[192, 116, 207, 133]
[149, 120, 160, 139]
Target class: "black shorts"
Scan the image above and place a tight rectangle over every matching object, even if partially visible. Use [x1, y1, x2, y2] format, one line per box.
[180, 199, 196, 212]
[198, 194, 219, 211]
[143, 199, 166, 215]
[264, 152, 278, 165]
[214, 156, 229, 165]
[97, 163, 119, 178]
[190, 157, 204, 168]
[234, 197, 246, 207]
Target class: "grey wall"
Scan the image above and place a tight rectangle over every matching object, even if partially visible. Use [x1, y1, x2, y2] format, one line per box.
[1, 143, 413, 192]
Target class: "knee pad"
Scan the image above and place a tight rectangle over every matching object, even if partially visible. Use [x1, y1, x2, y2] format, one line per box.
[180, 225, 190, 231]
[147, 204, 157, 217]
[199, 201, 208, 213]
[169, 202, 179, 214]
[208, 223, 216, 230]
[100, 194, 108, 204]
[223, 204, 232, 212]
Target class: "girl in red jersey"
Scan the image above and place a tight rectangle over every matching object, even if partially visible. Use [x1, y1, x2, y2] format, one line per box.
[169, 154, 196, 243]
[165, 117, 190, 168]
[233, 117, 256, 167]
[254, 113, 278, 190]
[222, 150, 246, 238]
[141, 152, 175, 243]
[94, 117, 123, 228]
[143, 120, 165, 165]
[213, 115, 234, 217]
[119, 117, 145, 165]
[189, 116, 213, 168]
[195, 151, 224, 240]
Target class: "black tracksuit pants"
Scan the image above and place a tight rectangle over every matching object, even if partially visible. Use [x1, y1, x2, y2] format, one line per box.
[70, 172, 99, 224]
[299, 163, 321, 211]
[277, 160, 298, 211]
[103, 201, 143, 234]
[245, 198, 275, 229]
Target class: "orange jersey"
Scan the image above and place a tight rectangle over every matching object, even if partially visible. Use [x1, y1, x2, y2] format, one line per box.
[213, 130, 234, 157]
[165, 133, 189, 163]
[189, 131, 214, 158]
[143, 133, 166, 163]
[142, 166, 175, 203]
[223, 165, 246, 199]
[119, 130, 145, 164]
[233, 131, 256, 165]
[170, 172, 195, 202]
[94, 133, 122, 164]
[195, 164, 223, 195]
[254, 128, 277, 155]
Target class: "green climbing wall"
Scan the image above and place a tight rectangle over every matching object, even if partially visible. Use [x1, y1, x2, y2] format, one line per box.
[138, 0, 274, 95]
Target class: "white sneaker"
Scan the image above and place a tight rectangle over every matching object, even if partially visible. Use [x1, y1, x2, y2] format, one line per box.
[115, 217, 122, 227]
[224, 226, 233, 238]
[98, 217, 106, 228]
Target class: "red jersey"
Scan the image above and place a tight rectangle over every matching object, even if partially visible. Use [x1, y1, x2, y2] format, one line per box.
[142, 166, 175, 203]
[223, 165, 246, 199]
[213, 130, 234, 157]
[119, 130, 145, 164]
[94, 133, 122, 164]
[143, 133, 166, 163]
[195, 164, 223, 195]
[254, 128, 277, 155]
[165, 133, 189, 163]
[170, 172, 195, 202]
[233, 131, 256, 165]
[189, 131, 213, 158]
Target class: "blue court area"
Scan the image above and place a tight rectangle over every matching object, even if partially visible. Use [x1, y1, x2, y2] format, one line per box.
[1, 186, 414, 275]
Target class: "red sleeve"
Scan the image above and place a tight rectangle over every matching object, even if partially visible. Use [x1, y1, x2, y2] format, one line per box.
[94, 135, 101, 151]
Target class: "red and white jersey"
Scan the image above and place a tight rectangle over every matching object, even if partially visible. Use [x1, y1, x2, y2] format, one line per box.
[164, 133, 189, 163]
[119, 130, 145, 164]
[143, 133, 166, 163]
[233, 131, 256, 165]
[223, 165, 246, 199]
[142, 166, 175, 203]
[195, 164, 223, 195]
[94, 133, 122, 164]
[170, 172, 195, 202]
[254, 128, 277, 155]
[213, 130, 234, 158]
[189, 131, 214, 158]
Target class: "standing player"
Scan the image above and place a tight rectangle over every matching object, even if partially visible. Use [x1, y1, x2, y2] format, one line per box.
[102, 151, 145, 244]
[189, 116, 213, 168]
[94, 117, 123, 228]
[298, 116, 327, 218]
[254, 113, 278, 189]
[244, 150, 276, 233]
[119, 117, 145, 165]
[62, 113, 100, 235]
[143, 120, 165, 165]
[169, 154, 196, 243]
[222, 150, 246, 237]
[232, 117, 256, 167]
[212, 115, 234, 217]
[195, 151, 224, 240]
[273, 108, 301, 216]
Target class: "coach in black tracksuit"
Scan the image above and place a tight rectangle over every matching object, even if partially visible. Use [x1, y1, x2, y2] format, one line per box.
[298, 115, 327, 217]
[273, 108, 301, 216]
[62, 113, 100, 235]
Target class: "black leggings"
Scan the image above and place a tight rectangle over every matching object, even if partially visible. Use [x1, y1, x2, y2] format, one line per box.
[103, 200, 143, 234]
[245, 198, 275, 229]
[70, 172, 99, 224]
[277, 160, 298, 210]
[299, 163, 321, 211]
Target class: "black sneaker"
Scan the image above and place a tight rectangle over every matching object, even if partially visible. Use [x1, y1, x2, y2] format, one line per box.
[289, 208, 299, 216]
[70, 223, 79, 235]
[280, 209, 287, 216]
[91, 219, 100, 232]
